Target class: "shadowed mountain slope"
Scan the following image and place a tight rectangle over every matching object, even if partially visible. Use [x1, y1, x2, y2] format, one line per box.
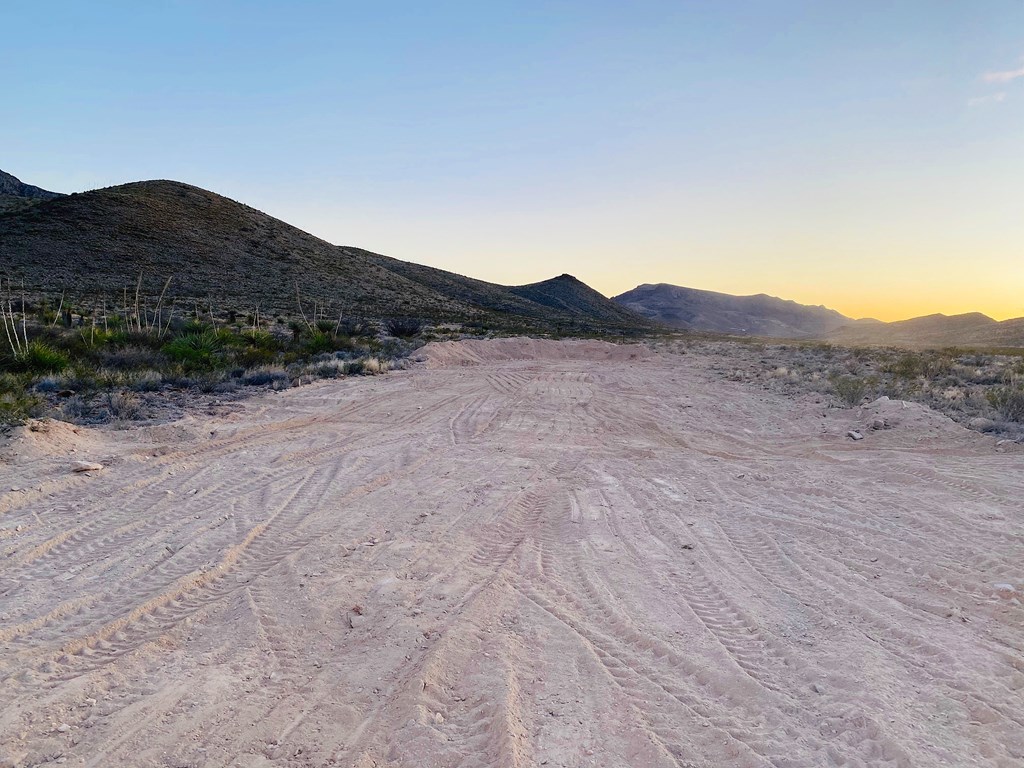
[614, 283, 850, 338]
[615, 281, 1024, 347]
[0, 169, 61, 200]
[510, 274, 652, 329]
[0, 179, 655, 333]
[0, 168, 63, 215]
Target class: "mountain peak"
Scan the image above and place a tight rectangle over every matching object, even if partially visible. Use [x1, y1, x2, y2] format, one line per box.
[0, 168, 62, 200]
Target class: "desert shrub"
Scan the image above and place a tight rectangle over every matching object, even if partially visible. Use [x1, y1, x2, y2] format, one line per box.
[385, 318, 423, 338]
[95, 369, 134, 389]
[128, 369, 164, 392]
[883, 351, 953, 380]
[304, 331, 337, 355]
[244, 329, 278, 350]
[236, 345, 278, 367]
[0, 391, 42, 425]
[178, 320, 213, 336]
[101, 345, 166, 370]
[104, 390, 141, 420]
[194, 371, 229, 393]
[362, 357, 386, 375]
[59, 364, 100, 393]
[57, 395, 91, 421]
[0, 373, 41, 425]
[162, 331, 224, 367]
[241, 366, 290, 387]
[34, 375, 61, 393]
[5, 341, 70, 374]
[311, 362, 343, 378]
[343, 360, 364, 375]
[986, 385, 1024, 422]
[337, 318, 370, 337]
[883, 353, 924, 380]
[830, 374, 870, 407]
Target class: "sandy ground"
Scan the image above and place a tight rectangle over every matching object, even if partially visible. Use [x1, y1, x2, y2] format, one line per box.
[1, 338, 1022, 768]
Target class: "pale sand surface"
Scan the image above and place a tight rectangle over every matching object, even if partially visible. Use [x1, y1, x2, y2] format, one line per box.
[1, 338, 1022, 767]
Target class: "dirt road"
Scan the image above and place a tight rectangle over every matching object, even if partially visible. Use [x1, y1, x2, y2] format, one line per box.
[1, 338, 1022, 767]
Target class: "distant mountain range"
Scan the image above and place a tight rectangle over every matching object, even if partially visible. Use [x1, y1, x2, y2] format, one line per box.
[827, 312, 1024, 349]
[613, 283, 849, 338]
[613, 282, 1024, 347]
[1, 168, 1019, 347]
[0, 172, 653, 334]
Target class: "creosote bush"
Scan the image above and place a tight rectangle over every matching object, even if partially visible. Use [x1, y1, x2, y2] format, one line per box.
[830, 374, 870, 407]
[987, 385, 1024, 422]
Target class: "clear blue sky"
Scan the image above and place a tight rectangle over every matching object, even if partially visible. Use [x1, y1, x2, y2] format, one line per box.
[4, 1, 1023, 319]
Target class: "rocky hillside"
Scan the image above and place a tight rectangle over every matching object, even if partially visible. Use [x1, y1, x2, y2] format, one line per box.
[0, 168, 61, 200]
[614, 283, 850, 338]
[0, 168, 63, 215]
[0, 178, 656, 334]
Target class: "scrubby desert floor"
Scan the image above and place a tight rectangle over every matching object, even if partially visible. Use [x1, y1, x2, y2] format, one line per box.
[1, 338, 1022, 768]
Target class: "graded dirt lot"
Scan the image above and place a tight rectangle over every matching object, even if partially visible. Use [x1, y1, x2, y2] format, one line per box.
[1, 338, 1022, 768]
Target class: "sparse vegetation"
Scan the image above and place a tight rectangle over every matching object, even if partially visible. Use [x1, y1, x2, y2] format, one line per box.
[385, 318, 424, 338]
[0, 181, 658, 337]
[0, 279, 426, 428]
[830, 374, 871, 407]
[986, 383, 1024, 422]
[693, 338, 1024, 438]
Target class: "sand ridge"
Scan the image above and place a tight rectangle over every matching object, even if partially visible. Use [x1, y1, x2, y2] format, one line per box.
[0, 338, 1022, 767]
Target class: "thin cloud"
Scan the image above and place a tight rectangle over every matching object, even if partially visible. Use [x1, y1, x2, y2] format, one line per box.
[968, 91, 1007, 106]
[983, 59, 1024, 83]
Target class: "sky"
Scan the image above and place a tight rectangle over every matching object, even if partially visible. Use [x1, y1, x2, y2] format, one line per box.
[3, 1, 1023, 321]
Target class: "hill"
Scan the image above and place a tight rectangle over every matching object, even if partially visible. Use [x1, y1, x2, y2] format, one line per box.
[0, 168, 63, 215]
[0, 178, 656, 334]
[510, 274, 651, 329]
[828, 312, 1024, 348]
[0, 169, 61, 200]
[614, 283, 850, 338]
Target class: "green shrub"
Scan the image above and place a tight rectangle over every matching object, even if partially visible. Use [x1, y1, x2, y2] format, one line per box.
[986, 385, 1024, 422]
[304, 331, 337, 355]
[0, 391, 42, 425]
[6, 341, 70, 374]
[830, 374, 870, 407]
[61, 364, 100, 393]
[244, 329, 278, 350]
[0, 373, 43, 425]
[162, 331, 224, 367]
[884, 353, 924, 380]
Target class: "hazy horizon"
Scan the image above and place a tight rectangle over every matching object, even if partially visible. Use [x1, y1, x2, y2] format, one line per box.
[6, 2, 1023, 322]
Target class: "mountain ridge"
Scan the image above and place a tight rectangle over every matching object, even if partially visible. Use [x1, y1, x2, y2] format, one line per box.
[0, 169, 62, 200]
[614, 281, 1024, 347]
[0, 176, 656, 334]
[614, 282, 851, 338]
